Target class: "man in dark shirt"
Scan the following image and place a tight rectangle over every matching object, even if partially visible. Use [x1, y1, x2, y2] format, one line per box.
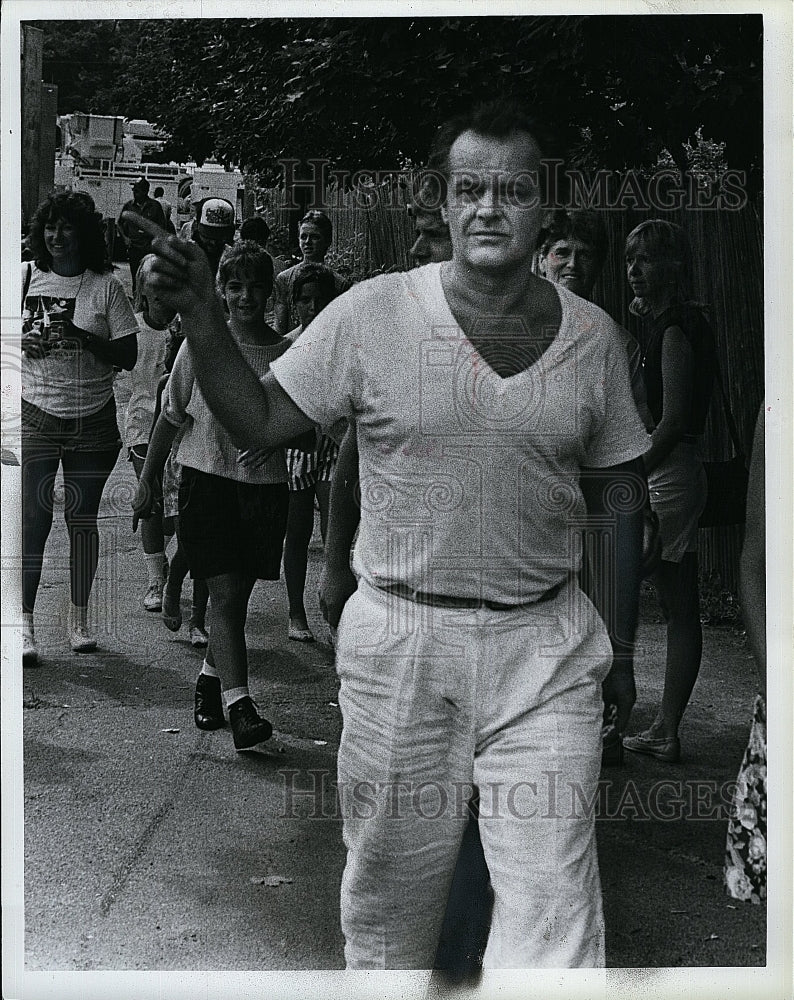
[118, 178, 166, 293]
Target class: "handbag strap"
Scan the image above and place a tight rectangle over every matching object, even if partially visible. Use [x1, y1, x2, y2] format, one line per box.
[21, 261, 32, 311]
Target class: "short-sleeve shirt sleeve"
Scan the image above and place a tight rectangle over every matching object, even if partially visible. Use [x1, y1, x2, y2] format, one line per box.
[162, 339, 194, 428]
[105, 274, 140, 341]
[581, 327, 650, 468]
[269, 291, 362, 428]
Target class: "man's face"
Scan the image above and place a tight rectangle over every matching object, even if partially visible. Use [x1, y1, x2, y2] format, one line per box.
[409, 211, 453, 265]
[539, 237, 601, 300]
[194, 224, 234, 258]
[443, 129, 544, 274]
[133, 183, 147, 204]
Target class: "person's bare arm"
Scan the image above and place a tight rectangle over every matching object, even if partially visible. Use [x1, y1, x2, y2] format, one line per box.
[740, 405, 766, 692]
[581, 456, 646, 733]
[643, 325, 694, 474]
[131, 411, 179, 531]
[319, 424, 361, 627]
[133, 214, 315, 450]
[66, 324, 138, 370]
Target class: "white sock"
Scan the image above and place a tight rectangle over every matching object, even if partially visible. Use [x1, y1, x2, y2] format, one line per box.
[144, 551, 166, 586]
[224, 685, 249, 708]
[200, 659, 219, 679]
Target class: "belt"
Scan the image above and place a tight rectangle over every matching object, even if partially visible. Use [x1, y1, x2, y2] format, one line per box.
[378, 579, 564, 611]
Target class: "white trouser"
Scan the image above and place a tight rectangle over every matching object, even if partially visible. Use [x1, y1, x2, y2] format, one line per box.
[335, 577, 612, 970]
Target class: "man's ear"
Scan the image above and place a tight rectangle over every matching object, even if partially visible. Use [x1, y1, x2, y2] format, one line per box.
[441, 205, 449, 225]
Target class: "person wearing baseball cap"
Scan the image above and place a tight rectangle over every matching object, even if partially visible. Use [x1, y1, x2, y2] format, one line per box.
[118, 177, 167, 293]
[191, 198, 237, 276]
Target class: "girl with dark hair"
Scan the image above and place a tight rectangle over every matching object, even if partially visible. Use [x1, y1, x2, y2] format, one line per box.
[282, 263, 341, 641]
[272, 211, 348, 335]
[21, 191, 138, 663]
[622, 220, 717, 763]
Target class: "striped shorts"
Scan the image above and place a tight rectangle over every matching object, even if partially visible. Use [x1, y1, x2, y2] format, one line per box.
[286, 433, 339, 492]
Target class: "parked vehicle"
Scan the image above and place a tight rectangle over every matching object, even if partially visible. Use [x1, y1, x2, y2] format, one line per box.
[54, 114, 246, 258]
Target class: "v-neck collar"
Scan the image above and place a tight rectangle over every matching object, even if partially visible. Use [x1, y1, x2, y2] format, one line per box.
[419, 263, 571, 383]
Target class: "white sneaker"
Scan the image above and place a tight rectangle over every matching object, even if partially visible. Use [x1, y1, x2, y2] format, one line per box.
[143, 581, 164, 612]
[68, 623, 97, 653]
[189, 624, 209, 648]
[23, 626, 39, 665]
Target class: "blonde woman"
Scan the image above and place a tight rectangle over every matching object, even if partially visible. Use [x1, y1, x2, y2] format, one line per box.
[622, 220, 717, 763]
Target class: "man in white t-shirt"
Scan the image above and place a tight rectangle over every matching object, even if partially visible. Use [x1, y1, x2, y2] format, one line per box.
[144, 101, 649, 971]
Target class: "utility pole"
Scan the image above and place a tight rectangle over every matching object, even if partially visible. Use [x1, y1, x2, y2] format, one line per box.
[21, 24, 57, 228]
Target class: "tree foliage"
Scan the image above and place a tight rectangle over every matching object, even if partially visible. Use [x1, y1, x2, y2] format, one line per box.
[40, 15, 762, 191]
[39, 20, 143, 115]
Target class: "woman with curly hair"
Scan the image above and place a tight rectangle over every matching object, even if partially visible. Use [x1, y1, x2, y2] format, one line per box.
[21, 191, 138, 663]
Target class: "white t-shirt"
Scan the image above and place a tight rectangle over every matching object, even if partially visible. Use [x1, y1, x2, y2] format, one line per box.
[163, 332, 290, 484]
[22, 265, 139, 418]
[284, 323, 346, 444]
[270, 263, 651, 604]
[125, 311, 173, 449]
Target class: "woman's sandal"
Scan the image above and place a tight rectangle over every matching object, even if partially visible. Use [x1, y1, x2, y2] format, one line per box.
[288, 618, 315, 642]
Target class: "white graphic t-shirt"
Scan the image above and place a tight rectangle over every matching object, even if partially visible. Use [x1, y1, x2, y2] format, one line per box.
[22, 265, 139, 418]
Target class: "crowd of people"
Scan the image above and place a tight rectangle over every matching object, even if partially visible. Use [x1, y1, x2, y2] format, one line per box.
[19, 98, 766, 970]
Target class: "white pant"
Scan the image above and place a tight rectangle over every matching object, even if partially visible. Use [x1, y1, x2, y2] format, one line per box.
[335, 577, 612, 970]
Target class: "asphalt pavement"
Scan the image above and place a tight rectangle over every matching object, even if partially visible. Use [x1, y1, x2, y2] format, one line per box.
[5, 260, 773, 999]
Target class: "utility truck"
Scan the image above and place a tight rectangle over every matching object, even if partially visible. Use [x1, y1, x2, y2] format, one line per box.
[54, 113, 246, 256]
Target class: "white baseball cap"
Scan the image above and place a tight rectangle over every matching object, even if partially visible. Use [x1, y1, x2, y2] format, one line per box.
[197, 198, 235, 228]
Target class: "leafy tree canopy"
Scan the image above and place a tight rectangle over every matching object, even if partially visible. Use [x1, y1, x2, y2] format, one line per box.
[40, 20, 142, 115]
[39, 15, 762, 192]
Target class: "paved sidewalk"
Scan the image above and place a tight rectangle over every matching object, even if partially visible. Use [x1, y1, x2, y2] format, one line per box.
[5, 331, 769, 993]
